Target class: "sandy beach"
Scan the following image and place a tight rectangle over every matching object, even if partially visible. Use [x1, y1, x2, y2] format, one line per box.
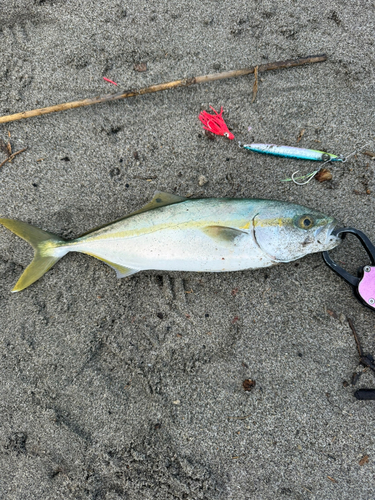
[0, 1, 374, 498]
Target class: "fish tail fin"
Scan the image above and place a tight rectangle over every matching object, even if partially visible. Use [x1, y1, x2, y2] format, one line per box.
[0, 218, 67, 292]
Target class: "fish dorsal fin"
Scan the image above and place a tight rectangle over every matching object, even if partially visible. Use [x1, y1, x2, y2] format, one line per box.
[202, 225, 246, 245]
[79, 192, 187, 237]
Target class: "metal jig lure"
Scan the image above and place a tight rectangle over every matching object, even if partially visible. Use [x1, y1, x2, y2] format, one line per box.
[239, 143, 343, 162]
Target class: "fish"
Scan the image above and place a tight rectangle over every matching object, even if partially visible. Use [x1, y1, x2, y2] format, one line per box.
[0, 191, 341, 292]
[241, 143, 343, 162]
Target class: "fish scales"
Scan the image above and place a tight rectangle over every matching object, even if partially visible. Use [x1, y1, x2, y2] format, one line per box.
[0, 192, 341, 292]
[69, 198, 270, 273]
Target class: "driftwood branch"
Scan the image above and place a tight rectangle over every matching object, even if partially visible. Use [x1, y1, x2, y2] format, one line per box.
[0, 54, 327, 124]
[0, 147, 27, 169]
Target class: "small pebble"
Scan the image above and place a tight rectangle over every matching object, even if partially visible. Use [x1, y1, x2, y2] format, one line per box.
[351, 372, 361, 385]
[173, 400, 181, 405]
[243, 379, 256, 391]
[134, 62, 147, 72]
[198, 175, 208, 186]
[315, 168, 332, 182]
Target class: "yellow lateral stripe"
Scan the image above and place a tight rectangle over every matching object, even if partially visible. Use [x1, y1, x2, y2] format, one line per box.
[68, 215, 321, 245]
[70, 218, 254, 243]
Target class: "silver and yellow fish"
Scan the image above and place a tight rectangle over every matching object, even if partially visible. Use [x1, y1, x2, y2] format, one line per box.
[0, 192, 341, 292]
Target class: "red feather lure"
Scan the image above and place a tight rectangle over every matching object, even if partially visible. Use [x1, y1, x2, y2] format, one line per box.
[199, 106, 234, 140]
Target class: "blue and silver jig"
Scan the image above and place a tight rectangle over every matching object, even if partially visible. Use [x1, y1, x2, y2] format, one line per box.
[239, 143, 343, 162]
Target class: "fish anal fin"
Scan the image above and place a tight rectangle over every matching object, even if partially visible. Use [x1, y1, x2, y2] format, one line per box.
[106, 262, 139, 278]
[202, 225, 246, 245]
[82, 252, 138, 278]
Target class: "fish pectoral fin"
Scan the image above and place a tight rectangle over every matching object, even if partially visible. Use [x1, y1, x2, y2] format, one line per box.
[202, 226, 246, 245]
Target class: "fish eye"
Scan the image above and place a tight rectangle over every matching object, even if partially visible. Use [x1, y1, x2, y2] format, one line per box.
[297, 215, 315, 230]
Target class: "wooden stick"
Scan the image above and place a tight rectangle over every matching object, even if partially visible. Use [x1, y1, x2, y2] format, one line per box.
[362, 150, 375, 159]
[347, 317, 375, 373]
[0, 54, 327, 124]
[251, 65, 259, 104]
[347, 317, 363, 357]
[0, 147, 27, 169]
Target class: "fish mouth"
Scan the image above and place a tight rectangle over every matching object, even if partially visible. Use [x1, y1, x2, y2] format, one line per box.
[315, 220, 342, 248]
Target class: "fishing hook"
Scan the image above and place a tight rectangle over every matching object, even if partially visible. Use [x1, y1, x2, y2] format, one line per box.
[290, 142, 371, 185]
[291, 170, 320, 185]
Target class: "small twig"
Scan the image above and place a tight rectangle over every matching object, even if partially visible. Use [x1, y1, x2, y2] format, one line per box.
[348, 317, 375, 373]
[296, 128, 305, 143]
[327, 476, 337, 483]
[0, 147, 27, 169]
[362, 150, 375, 159]
[0, 55, 327, 124]
[1, 133, 12, 158]
[347, 318, 363, 357]
[7, 137, 12, 156]
[133, 175, 158, 180]
[227, 413, 252, 420]
[251, 65, 258, 103]
[0, 138, 9, 156]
